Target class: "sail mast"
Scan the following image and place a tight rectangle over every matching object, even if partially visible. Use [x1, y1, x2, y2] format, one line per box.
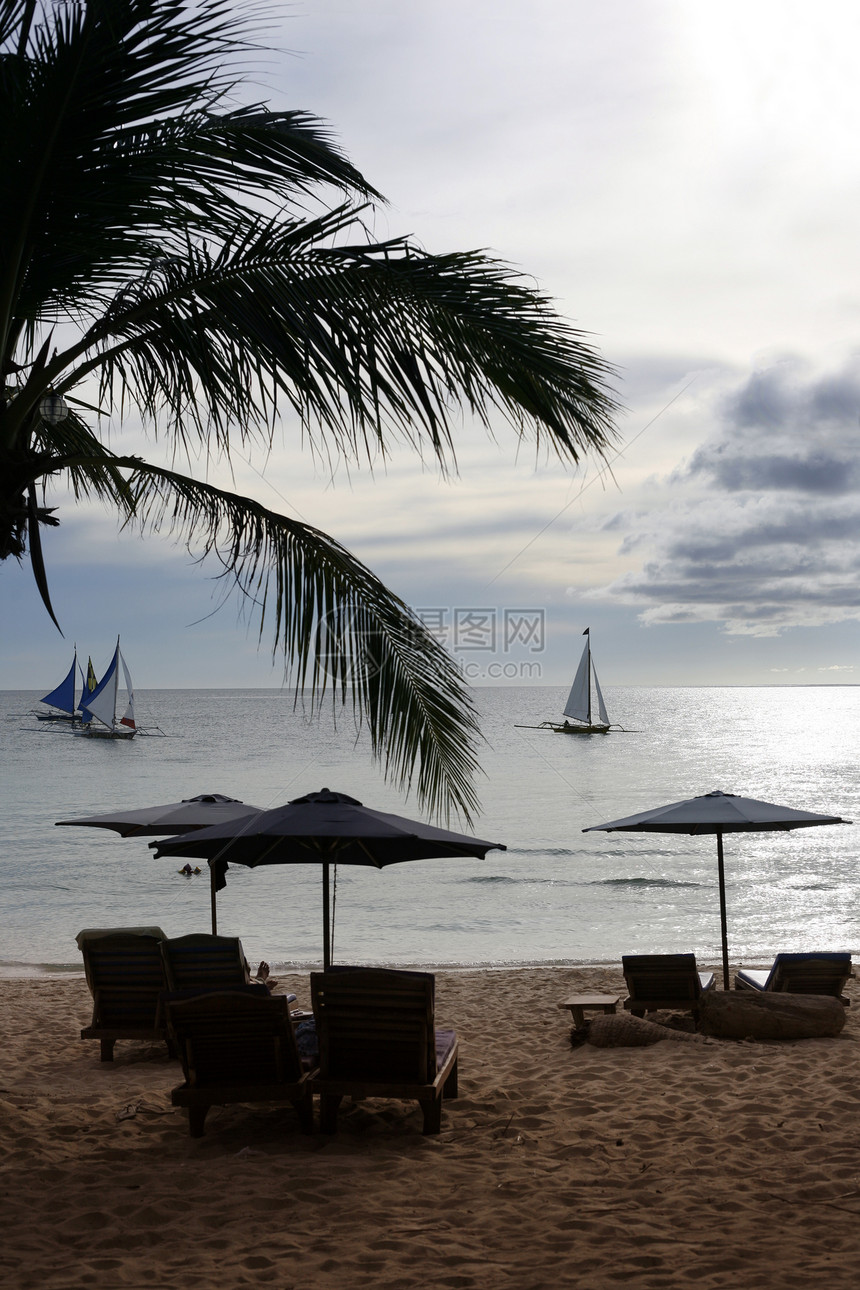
[112, 636, 122, 731]
[585, 629, 592, 725]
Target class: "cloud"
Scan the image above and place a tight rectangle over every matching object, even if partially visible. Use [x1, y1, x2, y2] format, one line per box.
[595, 356, 860, 635]
[681, 361, 860, 495]
[695, 451, 860, 495]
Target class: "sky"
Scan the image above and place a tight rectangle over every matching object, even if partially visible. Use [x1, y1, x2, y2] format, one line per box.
[4, 0, 860, 690]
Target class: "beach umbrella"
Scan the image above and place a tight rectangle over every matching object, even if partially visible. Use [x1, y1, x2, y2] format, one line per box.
[150, 787, 507, 968]
[56, 794, 266, 929]
[56, 793, 264, 838]
[583, 790, 850, 989]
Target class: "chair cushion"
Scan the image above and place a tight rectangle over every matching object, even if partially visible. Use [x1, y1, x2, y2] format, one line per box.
[294, 1018, 319, 1069]
[435, 1029, 457, 1071]
[76, 926, 166, 948]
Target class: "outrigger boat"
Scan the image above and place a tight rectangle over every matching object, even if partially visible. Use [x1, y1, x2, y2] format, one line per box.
[516, 628, 622, 734]
[33, 642, 164, 737]
[75, 637, 137, 739]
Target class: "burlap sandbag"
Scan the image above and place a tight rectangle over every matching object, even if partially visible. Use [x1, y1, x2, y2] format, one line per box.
[585, 1012, 708, 1047]
[699, 991, 845, 1040]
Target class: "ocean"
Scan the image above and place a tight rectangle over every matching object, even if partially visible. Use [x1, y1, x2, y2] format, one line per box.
[1, 685, 858, 975]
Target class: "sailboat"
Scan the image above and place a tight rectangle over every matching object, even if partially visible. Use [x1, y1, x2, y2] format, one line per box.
[75, 638, 137, 740]
[517, 629, 617, 734]
[35, 650, 82, 723]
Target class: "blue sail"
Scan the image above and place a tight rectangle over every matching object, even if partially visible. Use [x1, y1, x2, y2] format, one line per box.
[40, 652, 77, 715]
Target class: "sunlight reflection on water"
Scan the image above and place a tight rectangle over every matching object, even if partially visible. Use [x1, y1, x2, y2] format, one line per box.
[1, 684, 858, 971]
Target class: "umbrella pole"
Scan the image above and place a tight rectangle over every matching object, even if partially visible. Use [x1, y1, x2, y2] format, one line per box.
[209, 862, 217, 935]
[716, 831, 729, 989]
[322, 859, 331, 971]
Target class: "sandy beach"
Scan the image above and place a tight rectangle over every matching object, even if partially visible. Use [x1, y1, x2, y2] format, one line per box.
[2, 964, 859, 1289]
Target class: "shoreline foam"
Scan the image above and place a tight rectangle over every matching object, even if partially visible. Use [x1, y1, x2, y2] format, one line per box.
[0, 956, 631, 980]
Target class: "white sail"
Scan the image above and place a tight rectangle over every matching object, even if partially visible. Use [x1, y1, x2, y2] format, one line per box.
[561, 631, 611, 728]
[78, 639, 137, 737]
[81, 647, 119, 730]
[119, 652, 136, 730]
[592, 665, 610, 726]
[563, 640, 591, 722]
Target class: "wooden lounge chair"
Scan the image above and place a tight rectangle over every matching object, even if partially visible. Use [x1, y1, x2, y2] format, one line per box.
[622, 953, 716, 1021]
[160, 933, 251, 990]
[77, 928, 169, 1061]
[160, 933, 297, 1017]
[310, 967, 459, 1135]
[164, 990, 315, 1138]
[734, 952, 853, 1003]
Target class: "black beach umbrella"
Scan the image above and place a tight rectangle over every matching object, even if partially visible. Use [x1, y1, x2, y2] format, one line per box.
[583, 790, 850, 989]
[56, 793, 265, 837]
[151, 787, 507, 968]
[57, 794, 266, 927]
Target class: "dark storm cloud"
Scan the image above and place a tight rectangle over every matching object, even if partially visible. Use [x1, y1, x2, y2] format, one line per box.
[684, 362, 860, 495]
[726, 363, 860, 432]
[600, 357, 860, 633]
[729, 367, 800, 430]
[663, 505, 860, 561]
[809, 371, 860, 422]
[692, 450, 859, 494]
[622, 558, 860, 606]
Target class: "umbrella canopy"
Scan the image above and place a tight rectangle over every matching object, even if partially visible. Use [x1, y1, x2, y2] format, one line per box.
[584, 790, 850, 988]
[151, 787, 507, 967]
[56, 793, 265, 838]
[56, 794, 266, 929]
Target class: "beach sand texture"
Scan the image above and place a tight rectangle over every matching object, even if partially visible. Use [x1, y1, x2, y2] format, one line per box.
[2, 966, 859, 1289]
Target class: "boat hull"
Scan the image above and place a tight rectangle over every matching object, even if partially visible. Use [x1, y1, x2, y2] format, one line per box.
[549, 722, 611, 735]
[74, 726, 136, 740]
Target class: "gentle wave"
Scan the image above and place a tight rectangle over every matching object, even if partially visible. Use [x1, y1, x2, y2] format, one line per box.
[595, 877, 704, 889]
[461, 874, 581, 887]
[461, 875, 520, 885]
[508, 847, 577, 857]
[504, 846, 686, 859]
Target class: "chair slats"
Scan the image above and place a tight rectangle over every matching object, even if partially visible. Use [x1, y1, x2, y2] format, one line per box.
[622, 953, 715, 1018]
[735, 952, 853, 1002]
[78, 931, 169, 1062]
[310, 967, 459, 1134]
[161, 933, 249, 991]
[165, 991, 313, 1137]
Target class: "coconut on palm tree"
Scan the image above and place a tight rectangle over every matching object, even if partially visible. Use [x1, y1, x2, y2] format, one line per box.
[0, 0, 618, 820]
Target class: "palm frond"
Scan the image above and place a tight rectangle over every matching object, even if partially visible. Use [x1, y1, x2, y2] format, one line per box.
[54, 208, 619, 469]
[124, 459, 482, 822]
[29, 409, 138, 513]
[1, 0, 378, 339]
[1, 0, 621, 823]
[25, 479, 61, 631]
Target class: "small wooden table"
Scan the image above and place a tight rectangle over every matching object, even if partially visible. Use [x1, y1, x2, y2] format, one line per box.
[557, 994, 619, 1028]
